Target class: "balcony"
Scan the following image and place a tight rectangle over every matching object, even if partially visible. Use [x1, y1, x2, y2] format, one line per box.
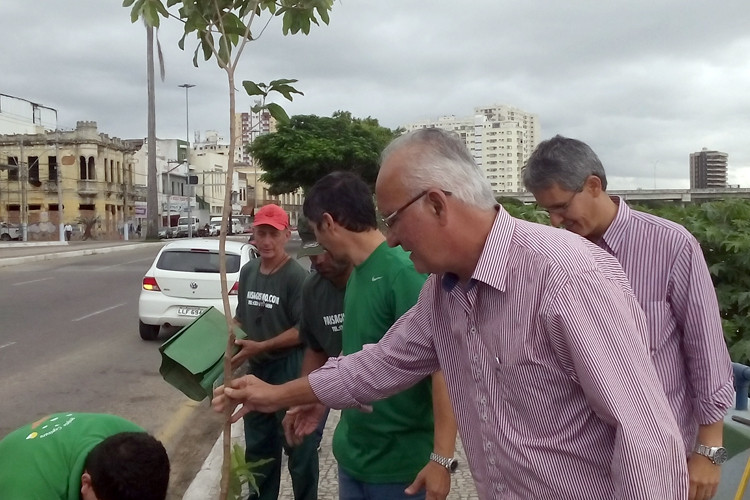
[43, 181, 59, 193]
[77, 180, 99, 195]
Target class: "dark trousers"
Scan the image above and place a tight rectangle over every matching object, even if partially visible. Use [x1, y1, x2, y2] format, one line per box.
[244, 350, 319, 500]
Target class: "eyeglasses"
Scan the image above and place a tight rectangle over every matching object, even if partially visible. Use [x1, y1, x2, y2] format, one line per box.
[543, 189, 581, 216]
[381, 190, 452, 229]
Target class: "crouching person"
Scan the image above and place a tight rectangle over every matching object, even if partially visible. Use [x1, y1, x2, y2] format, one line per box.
[0, 412, 170, 500]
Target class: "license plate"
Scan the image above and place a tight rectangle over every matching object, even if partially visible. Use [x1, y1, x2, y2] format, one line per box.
[178, 306, 205, 317]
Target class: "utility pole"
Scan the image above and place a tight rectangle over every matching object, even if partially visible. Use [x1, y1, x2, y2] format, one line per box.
[55, 141, 64, 242]
[179, 83, 195, 237]
[19, 140, 27, 242]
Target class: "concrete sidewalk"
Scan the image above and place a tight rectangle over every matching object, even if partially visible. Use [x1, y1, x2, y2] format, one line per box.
[183, 409, 479, 500]
[0, 239, 162, 268]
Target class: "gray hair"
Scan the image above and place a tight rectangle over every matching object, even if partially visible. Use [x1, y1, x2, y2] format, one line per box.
[380, 128, 497, 209]
[522, 135, 608, 192]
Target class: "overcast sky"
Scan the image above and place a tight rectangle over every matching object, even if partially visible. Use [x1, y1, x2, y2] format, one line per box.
[3, 1, 750, 189]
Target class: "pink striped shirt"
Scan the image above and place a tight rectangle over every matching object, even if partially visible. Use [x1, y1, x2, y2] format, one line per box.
[599, 199, 733, 451]
[309, 208, 688, 500]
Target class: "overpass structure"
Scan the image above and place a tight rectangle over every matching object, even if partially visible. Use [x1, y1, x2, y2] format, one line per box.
[504, 187, 750, 204]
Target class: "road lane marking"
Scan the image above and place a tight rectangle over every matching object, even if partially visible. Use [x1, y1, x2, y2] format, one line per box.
[13, 277, 53, 286]
[0, 342, 17, 351]
[72, 302, 127, 322]
[157, 400, 201, 445]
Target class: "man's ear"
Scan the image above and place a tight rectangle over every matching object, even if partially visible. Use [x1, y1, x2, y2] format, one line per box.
[319, 213, 336, 232]
[426, 189, 450, 221]
[80, 471, 96, 500]
[583, 174, 604, 195]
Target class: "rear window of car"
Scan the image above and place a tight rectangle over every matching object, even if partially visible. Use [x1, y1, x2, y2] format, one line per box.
[156, 249, 242, 273]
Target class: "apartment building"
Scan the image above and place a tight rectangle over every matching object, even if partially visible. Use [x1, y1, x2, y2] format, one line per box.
[404, 104, 540, 194]
[0, 121, 136, 239]
[690, 148, 728, 189]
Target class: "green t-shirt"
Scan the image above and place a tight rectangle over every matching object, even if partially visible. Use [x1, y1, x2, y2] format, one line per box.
[236, 257, 307, 363]
[0, 412, 143, 500]
[299, 272, 345, 357]
[334, 242, 433, 483]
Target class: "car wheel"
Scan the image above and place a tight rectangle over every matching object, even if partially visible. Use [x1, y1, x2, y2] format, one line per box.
[139, 320, 161, 340]
[0, 233, 10, 241]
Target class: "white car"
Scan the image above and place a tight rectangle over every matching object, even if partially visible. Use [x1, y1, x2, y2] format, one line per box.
[138, 238, 259, 340]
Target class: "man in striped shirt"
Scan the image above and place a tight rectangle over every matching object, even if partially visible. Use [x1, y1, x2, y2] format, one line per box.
[523, 135, 733, 500]
[213, 128, 689, 499]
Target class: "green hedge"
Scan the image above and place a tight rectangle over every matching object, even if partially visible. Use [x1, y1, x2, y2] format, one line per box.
[500, 198, 750, 364]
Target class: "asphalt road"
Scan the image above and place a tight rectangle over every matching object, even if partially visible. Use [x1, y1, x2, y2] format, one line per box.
[0, 244, 224, 499]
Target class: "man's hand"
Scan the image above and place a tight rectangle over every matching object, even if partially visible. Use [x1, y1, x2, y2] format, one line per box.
[230, 339, 265, 369]
[687, 453, 720, 500]
[211, 375, 282, 421]
[282, 403, 327, 446]
[404, 460, 451, 500]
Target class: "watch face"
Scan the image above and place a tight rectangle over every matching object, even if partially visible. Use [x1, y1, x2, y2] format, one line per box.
[713, 447, 728, 465]
[449, 458, 459, 472]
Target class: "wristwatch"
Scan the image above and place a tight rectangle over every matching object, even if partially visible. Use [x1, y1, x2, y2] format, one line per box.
[430, 452, 458, 472]
[694, 444, 728, 465]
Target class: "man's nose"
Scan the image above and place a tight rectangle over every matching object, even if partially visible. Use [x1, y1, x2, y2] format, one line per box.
[549, 213, 565, 227]
[384, 230, 399, 248]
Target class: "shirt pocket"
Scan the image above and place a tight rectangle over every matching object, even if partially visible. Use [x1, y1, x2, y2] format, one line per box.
[642, 301, 676, 355]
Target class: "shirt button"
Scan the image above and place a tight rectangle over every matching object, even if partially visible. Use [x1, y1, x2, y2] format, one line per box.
[470, 327, 476, 334]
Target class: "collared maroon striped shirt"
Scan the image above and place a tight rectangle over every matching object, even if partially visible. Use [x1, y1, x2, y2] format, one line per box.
[310, 208, 688, 499]
[598, 198, 733, 451]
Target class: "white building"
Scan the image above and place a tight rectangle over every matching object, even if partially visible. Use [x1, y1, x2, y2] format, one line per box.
[0, 94, 58, 135]
[404, 104, 540, 193]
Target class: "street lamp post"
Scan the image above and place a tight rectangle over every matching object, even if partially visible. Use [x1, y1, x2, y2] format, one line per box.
[179, 83, 195, 238]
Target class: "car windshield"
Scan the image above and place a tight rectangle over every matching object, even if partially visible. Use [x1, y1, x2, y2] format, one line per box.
[156, 249, 242, 273]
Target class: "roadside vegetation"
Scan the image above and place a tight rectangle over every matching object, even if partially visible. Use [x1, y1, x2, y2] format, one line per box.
[503, 198, 750, 365]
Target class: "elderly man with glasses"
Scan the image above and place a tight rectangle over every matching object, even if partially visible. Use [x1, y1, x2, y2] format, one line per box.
[214, 128, 690, 500]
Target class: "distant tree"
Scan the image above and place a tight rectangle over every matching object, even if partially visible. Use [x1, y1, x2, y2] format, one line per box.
[250, 111, 399, 193]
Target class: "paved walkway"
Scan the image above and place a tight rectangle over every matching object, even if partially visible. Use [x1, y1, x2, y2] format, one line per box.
[184, 409, 479, 499]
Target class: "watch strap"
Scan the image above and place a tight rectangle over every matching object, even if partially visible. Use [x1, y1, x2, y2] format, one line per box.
[430, 452, 455, 470]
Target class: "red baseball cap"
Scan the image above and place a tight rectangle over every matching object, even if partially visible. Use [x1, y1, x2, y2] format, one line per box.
[253, 204, 289, 230]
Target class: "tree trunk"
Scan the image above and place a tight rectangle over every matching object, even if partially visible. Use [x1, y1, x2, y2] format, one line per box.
[146, 24, 159, 240]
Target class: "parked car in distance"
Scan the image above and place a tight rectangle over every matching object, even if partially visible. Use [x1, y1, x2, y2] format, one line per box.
[0, 222, 21, 241]
[137, 238, 259, 340]
[158, 227, 174, 239]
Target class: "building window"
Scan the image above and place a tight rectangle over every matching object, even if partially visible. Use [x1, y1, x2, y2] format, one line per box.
[48, 156, 58, 182]
[7, 156, 19, 181]
[28, 156, 40, 185]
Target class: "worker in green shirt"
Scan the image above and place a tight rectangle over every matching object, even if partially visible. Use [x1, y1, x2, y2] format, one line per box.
[0, 412, 169, 500]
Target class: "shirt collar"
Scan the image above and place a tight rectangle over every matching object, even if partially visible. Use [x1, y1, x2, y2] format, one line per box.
[441, 205, 513, 293]
[600, 196, 630, 255]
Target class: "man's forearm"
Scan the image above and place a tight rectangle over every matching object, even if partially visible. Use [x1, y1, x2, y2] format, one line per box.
[431, 371, 457, 458]
[300, 348, 329, 377]
[276, 377, 321, 409]
[695, 421, 724, 448]
[261, 327, 301, 352]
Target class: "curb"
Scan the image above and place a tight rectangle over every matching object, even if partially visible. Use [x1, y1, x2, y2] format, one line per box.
[182, 420, 245, 499]
[0, 242, 163, 268]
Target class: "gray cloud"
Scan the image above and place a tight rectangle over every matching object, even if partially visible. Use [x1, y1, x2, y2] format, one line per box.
[2, 0, 749, 189]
